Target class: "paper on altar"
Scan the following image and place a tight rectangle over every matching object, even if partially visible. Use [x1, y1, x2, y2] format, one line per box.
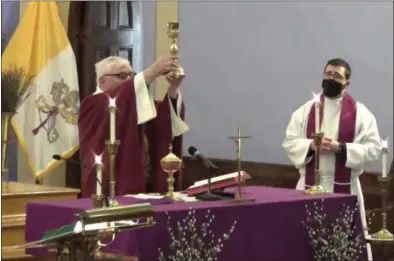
[190, 171, 247, 188]
[173, 192, 197, 202]
[126, 193, 165, 199]
[124, 192, 197, 201]
[73, 220, 136, 233]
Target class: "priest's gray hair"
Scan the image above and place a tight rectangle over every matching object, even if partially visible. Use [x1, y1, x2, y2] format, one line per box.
[95, 56, 131, 82]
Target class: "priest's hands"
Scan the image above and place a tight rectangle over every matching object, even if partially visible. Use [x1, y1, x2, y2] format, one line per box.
[321, 137, 340, 153]
[144, 56, 180, 84]
[166, 74, 183, 99]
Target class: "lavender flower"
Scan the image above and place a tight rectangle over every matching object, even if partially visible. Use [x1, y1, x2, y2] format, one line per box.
[302, 199, 366, 261]
[158, 207, 237, 261]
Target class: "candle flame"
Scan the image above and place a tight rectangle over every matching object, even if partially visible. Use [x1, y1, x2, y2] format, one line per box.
[95, 154, 102, 165]
[109, 97, 116, 108]
[381, 138, 388, 149]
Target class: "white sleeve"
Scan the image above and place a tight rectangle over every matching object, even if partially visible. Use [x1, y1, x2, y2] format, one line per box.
[345, 103, 381, 170]
[134, 72, 157, 125]
[167, 92, 189, 137]
[282, 102, 314, 169]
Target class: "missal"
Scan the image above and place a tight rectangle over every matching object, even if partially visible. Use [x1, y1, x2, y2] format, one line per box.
[186, 171, 251, 196]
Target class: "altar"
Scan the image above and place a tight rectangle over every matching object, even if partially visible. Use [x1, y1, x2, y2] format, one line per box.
[24, 186, 368, 261]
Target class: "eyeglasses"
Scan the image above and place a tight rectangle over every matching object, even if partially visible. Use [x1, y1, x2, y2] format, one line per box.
[105, 72, 135, 80]
[323, 71, 345, 82]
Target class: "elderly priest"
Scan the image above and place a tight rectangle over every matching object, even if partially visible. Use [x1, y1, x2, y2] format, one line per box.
[282, 58, 381, 231]
[78, 56, 189, 198]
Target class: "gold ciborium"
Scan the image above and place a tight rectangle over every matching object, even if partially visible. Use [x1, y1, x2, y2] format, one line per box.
[305, 132, 328, 195]
[167, 22, 185, 79]
[160, 145, 182, 199]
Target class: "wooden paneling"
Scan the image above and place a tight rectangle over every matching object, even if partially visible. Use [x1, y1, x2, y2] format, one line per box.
[1, 182, 80, 261]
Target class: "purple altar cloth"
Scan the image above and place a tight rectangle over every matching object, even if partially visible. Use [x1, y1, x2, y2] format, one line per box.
[25, 186, 367, 261]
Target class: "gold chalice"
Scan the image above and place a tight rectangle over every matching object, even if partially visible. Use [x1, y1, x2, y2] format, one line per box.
[167, 22, 185, 79]
[160, 145, 182, 200]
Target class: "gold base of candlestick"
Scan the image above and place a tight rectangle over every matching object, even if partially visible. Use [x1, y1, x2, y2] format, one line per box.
[369, 176, 393, 241]
[305, 132, 326, 195]
[106, 140, 120, 207]
[92, 194, 106, 208]
[370, 228, 394, 241]
[108, 182, 119, 207]
[305, 185, 328, 195]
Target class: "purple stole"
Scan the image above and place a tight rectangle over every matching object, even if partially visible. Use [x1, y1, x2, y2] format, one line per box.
[306, 93, 357, 194]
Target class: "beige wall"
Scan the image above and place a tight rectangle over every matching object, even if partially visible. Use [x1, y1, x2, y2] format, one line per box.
[155, 1, 179, 100]
[17, 1, 178, 187]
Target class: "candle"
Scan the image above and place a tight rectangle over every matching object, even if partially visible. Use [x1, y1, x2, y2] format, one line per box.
[95, 155, 103, 196]
[109, 98, 116, 141]
[313, 93, 320, 133]
[381, 139, 388, 178]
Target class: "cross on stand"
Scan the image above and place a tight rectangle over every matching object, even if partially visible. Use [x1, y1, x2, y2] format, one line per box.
[228, 125, 253, 202]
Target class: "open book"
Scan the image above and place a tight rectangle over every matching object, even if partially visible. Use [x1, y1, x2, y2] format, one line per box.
[186, 171, 251, 196]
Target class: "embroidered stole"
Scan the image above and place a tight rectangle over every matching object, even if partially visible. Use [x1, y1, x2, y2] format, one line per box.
[305, 93, 357, 194]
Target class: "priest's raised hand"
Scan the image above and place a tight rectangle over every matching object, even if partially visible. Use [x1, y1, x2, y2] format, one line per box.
[78, 56, 189, 198]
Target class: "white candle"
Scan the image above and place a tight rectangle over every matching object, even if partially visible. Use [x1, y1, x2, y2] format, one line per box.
[95, 155, 103, 196]
[109, 98, 116, 141]
[381, 139, 388, 178]
[313, 93, 320, 133]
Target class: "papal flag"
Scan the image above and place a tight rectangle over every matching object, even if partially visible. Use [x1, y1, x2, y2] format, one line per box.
[2, 2, 79, 179]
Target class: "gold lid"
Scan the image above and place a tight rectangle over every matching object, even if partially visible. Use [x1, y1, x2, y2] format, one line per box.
[160, 145, 182, 172]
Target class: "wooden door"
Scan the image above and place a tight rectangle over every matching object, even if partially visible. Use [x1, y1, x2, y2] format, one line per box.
[66, 1, 134, 190]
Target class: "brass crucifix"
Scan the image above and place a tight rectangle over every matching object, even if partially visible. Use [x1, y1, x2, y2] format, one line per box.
[228, 125, 252, 201]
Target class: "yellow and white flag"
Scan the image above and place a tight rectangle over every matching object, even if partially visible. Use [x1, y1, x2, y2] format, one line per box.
[2, 2, 79, 179]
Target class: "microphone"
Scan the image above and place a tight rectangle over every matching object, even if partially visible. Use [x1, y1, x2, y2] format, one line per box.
[187, 146, 224, 201]
[188, 146, 218, 171]
[52, 154, 109, 206]
[53, 154, 83, 166]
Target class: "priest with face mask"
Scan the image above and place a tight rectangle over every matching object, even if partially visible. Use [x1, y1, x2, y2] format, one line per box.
[78, 55, 189, 198]
[282, 58, 381, 234]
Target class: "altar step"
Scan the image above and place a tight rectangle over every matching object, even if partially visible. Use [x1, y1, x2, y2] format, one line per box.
[1, 182, 80, 261]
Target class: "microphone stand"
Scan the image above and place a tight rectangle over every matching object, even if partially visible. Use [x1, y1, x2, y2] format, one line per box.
[195, 167, 225, 201]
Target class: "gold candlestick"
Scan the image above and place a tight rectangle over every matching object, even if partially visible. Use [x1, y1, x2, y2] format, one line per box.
[305, 132, 328, 195]
[92, 194, 105, 208]
[160, 144, 182, 200]
[1, 112, 15, 194]
[167, 22, 185, 80]
[370, 176, 393, 240]
[105, 140, 120, 206]
[228, 125, 254, 202]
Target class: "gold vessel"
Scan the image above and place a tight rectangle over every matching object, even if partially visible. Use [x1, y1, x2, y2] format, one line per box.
[160, 145, 182, 199]
[167, 22, 185, 79]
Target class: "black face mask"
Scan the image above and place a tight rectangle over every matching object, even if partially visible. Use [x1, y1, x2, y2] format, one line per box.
[322, 79, 344, 98]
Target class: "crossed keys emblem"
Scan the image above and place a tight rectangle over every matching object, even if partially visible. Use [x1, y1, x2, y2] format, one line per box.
[32, 79, 79, 143]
